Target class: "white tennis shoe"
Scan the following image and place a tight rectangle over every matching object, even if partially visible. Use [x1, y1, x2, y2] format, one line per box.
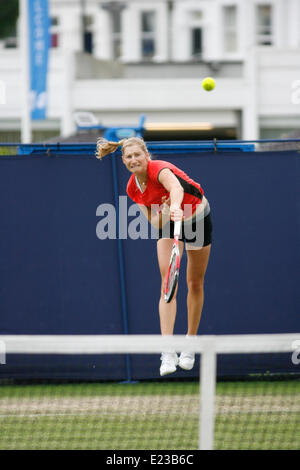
[160, 352, 179, 376]
[178, 351, 195, 370]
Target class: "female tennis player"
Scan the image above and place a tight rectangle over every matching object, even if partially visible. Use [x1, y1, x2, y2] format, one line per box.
[96, 137, 212, 376]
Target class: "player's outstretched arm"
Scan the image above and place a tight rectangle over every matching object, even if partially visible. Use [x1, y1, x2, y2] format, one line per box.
[158, 169, 184, 221]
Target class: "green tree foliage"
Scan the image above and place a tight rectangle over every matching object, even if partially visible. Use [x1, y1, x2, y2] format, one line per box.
[0, 0, 19, 39]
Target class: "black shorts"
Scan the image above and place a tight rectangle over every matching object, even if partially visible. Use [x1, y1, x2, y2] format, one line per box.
[158, 202, 213, 249]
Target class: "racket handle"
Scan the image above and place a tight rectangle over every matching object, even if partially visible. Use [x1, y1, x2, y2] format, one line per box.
[174, 220, 182, 238]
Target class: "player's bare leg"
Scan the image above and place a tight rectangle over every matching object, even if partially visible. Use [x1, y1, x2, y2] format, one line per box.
[186, 245, 211, 335]
[178, 245, 211, 370]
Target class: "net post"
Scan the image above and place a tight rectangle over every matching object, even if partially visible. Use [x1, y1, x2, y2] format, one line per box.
[199, 337, 217, 450]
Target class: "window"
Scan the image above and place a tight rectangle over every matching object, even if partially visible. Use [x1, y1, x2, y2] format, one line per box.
[189, 11, 203, 59]
[111, 9, 122, 59]
[141, 11, 156, 59]
[101, 2, 126, 60]
[191, 28, 202, 57]
[4, 22, 17, 48]
[223, 6, 238, 53]
[50, 17, 59, 48]
[83, 16, 93, 54]
[256, 5, 273, 45]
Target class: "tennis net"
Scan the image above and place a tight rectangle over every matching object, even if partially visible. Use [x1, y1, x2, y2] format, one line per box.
[0, 334, 299, 450]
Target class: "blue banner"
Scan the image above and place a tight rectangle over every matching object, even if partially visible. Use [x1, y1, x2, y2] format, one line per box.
[28, 0, 50, 120]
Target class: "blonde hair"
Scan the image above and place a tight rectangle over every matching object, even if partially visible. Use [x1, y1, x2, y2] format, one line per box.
[95, 137, 149, 160]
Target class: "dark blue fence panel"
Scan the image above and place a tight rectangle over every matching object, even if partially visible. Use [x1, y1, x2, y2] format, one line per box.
[0, 154, 126, 379]
[0, 150, 299, 380]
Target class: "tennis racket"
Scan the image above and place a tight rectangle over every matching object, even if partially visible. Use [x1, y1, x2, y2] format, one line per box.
[164, 220, 182, 303]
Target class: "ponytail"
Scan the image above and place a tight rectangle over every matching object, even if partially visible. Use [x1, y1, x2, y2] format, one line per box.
[95, 138, 124, 160]
[95, 136, 149, 160]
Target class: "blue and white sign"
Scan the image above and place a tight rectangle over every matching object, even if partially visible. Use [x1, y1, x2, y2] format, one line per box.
[28, 0, 50, 120]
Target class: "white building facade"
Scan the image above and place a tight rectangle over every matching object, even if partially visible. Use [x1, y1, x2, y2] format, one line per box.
[0, 0, 300, 141]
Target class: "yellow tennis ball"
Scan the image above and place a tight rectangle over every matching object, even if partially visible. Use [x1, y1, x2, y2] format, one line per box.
[202, 77, 215, 91]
